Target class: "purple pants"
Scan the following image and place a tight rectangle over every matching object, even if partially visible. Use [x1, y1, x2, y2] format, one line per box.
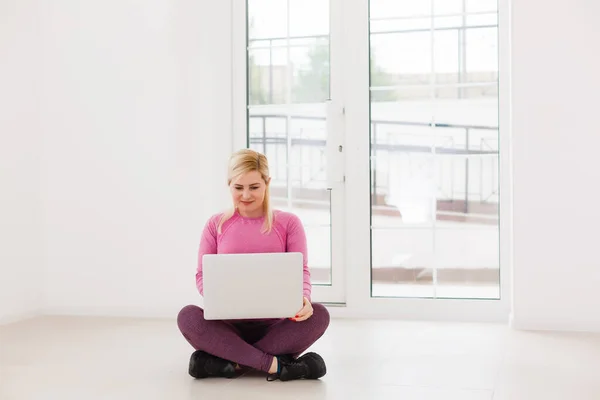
[177, 303, 330, 373]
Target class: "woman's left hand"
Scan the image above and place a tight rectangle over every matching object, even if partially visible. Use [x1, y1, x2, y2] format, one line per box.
[291, 297, 313, 322]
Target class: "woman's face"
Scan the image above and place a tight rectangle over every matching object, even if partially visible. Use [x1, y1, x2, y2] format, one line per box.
[230, 170, 269, 217]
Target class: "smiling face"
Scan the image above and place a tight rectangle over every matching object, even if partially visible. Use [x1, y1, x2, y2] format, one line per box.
[230, 170, 270, 218]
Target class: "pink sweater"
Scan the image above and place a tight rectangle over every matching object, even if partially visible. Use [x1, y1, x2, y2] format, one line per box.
[196, 209, 312, 300]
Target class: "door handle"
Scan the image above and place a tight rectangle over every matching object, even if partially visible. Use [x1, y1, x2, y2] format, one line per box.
[326, 99, 345, 189]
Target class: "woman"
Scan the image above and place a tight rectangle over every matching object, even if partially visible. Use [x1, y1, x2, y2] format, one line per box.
[177, 149, 330, 382]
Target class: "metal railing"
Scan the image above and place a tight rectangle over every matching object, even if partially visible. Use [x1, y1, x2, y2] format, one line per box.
[249, 114, 499, 217]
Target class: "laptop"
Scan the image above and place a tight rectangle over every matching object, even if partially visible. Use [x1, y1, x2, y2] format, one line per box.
[202, 252, 304, 320]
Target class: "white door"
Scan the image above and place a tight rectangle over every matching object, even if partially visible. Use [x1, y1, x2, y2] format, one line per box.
[234, 0, 510, 321]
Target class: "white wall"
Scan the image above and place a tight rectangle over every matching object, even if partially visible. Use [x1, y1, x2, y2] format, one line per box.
[40, 0, 232, 317]
[511, 0, 600, 332]
[7, 0, 599, 332]
[0, 0, 43, 324]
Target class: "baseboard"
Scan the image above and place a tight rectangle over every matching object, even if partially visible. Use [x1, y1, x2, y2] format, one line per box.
[41, 304, 196, 320]
[327, 303, 509, 324]
[41, 296, 204, 320]
[510, 315, 600, 334]
[43, 301, 510, 325]
[0, 310, 39, 326]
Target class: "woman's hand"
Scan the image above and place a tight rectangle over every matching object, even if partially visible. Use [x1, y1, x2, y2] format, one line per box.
[291, 297, 313, 322]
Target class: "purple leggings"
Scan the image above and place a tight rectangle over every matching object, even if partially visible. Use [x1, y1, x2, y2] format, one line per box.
[177, 303, 330, 373]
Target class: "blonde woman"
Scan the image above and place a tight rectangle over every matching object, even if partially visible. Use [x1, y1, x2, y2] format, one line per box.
[177, 149, 329, 382]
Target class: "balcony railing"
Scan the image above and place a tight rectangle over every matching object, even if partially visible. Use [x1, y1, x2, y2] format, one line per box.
[249, 114, 499, 224]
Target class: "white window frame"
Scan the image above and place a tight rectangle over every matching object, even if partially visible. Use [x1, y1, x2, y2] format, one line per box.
[231, 0, 512, 323]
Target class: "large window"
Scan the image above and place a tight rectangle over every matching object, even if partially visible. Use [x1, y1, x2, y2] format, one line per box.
[242, 0, 504, 308]
[247, 0, 336, 288]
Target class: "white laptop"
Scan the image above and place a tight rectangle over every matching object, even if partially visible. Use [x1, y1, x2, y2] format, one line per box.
[202, 252, 304, 320]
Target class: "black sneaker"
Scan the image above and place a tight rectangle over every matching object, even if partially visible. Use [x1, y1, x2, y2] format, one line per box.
[267, 352, 327, 382]
[188, 350, 236, 379]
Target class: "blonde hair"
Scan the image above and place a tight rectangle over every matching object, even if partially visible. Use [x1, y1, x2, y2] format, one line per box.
[218, 149, 273, 234]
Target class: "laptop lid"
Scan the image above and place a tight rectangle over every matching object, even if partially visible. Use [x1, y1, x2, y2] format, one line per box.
[202, 252, 304, 320]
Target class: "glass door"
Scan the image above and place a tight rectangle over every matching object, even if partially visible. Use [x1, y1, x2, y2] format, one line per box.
[234, 0, 510, 319]
[341, 0, 509, 320]
[369, 0, 501, 299]
[234, 0, 346, 303]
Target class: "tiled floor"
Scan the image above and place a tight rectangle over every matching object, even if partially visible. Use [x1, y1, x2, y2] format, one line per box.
[1, 316, 600, 400]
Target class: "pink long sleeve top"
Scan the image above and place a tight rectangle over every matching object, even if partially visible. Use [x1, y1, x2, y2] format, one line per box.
[196, 210, 312, 300]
